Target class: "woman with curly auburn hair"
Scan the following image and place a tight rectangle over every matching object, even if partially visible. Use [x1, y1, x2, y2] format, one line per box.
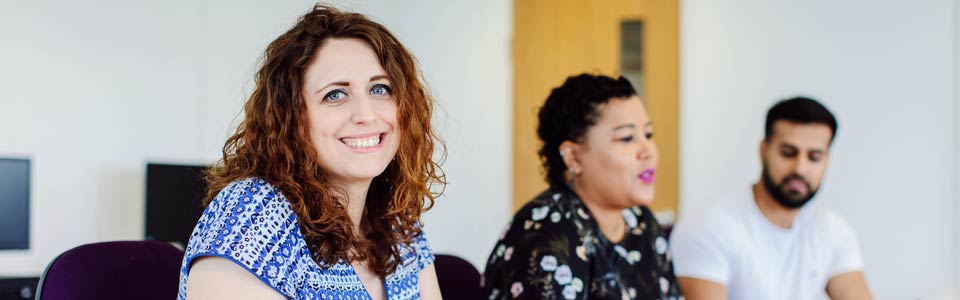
[178, 4, 445, 300]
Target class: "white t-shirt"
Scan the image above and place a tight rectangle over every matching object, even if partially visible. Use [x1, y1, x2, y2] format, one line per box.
[669, 187, 864, 300]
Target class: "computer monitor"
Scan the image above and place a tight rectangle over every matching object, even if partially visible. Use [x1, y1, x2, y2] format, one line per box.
[0, 158, 29, 250]
[144, 163, 208, 248]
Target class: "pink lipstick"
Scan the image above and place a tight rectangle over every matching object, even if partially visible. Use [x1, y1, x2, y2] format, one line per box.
[639, 168, 656, 184]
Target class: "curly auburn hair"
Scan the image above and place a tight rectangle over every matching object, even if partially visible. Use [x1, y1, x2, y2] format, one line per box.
[203, 4, 445, 277]
[536, 74, 637, 188]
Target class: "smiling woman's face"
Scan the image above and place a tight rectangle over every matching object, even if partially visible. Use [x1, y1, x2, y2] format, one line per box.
[301, 38, 400, 184]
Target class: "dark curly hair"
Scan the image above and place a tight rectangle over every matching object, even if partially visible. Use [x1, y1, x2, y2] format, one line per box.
[204, 4, 445, 277]
[536, 74, 637, 188]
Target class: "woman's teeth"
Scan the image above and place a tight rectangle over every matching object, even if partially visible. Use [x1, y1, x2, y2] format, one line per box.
[342, 135, 381, 148]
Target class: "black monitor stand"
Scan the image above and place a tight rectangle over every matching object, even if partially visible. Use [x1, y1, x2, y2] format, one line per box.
[0, 276, 38, 300]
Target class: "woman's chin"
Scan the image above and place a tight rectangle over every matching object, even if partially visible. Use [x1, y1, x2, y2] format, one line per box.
[332, 165, 391, 183]
[630, 193, 655, 207]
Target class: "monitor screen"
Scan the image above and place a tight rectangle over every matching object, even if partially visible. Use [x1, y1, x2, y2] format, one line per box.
[0, 158, 29, 250]
[144, 163, 208, 248]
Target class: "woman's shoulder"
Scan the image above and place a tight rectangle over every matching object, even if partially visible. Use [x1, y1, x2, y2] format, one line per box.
[516, 188, 580, 215]
[195, 177, 302, 250]
[182, 177, 308, 298]
[483, 189, 590, 299]
[206, 177, 294, 216]
[213, 177, 285, 201]
[192, 176, 301, 243]
[187, 177, 304, 258]
[389, 226, 436, 282]
[502, 188, 583, 241]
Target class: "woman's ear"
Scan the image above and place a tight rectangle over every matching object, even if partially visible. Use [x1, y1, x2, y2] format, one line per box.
[558, 140, 582, 175]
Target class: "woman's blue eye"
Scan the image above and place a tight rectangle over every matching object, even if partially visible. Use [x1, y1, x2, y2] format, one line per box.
[371, 84, 391, 96]
[324, 89, 347, 102]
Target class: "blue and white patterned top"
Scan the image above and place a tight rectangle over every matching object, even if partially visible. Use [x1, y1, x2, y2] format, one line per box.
[177, 177, 435, 300]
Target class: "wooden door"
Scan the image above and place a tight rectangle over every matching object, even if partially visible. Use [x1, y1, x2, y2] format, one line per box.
[513, 0, 679, 219]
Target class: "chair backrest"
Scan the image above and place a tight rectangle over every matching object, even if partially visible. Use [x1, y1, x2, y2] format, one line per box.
[36, 240, 184, 300]
[434, 254, 482, 300]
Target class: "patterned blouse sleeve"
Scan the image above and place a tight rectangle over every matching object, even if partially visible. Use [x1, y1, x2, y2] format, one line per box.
[414, 227, 436, 272]
[181, 178, 302, 298]
[483, 204, 589, 300]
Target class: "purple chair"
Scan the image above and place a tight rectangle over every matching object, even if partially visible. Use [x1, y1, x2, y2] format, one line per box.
[434, 254, 482, 300]
[35, 240, 184, 300]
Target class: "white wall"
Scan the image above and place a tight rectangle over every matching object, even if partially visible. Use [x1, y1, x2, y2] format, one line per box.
[0, 0, 511, 275]
[681, 0, 957, 298]
[0, 0, 206, 275]
[955, 0, 960, 293]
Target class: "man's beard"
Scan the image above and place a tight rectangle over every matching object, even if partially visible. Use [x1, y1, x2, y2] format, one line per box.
[761, 165, 818, 209]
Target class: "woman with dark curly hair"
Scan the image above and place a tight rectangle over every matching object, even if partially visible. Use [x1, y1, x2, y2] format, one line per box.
[178, 5, 444, 300]
[482, 74, 683, 300]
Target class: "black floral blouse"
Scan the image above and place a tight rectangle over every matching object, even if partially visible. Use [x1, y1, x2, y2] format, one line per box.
[482, 188, 683, 300]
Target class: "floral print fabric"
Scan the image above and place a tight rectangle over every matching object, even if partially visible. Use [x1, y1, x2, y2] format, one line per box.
[482, 188, 683, 300]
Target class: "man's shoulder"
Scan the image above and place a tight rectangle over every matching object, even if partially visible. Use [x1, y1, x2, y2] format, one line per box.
[808, 206, 846, 221]
[678, 190, 752, 228]
[670, 190, 755, 252]
[803, 205, 857, 238]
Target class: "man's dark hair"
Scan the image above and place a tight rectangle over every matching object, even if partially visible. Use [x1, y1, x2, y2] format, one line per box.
[537, 73, 637, 188]
[765, 97, 838, 144]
